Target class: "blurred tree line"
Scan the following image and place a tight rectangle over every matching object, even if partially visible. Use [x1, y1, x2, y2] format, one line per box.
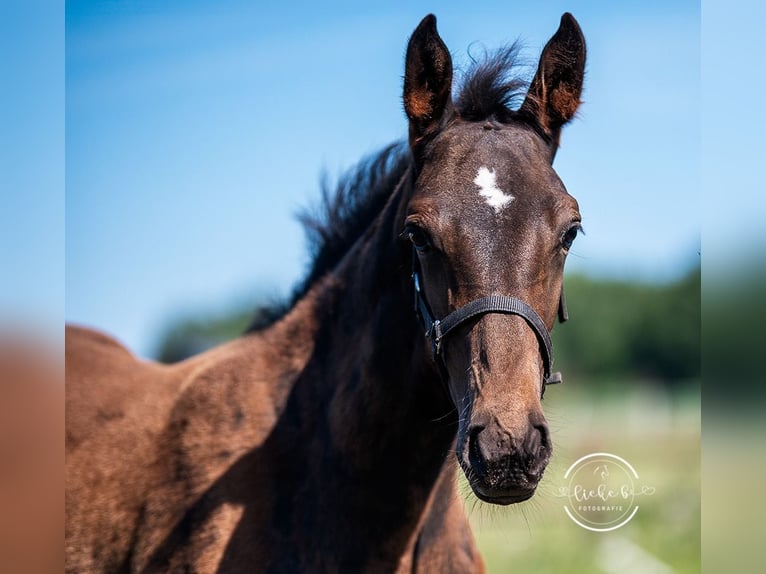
[703, 261, 766, 405]
[553, 266, 699, 386]
[155, 266, 700, 388]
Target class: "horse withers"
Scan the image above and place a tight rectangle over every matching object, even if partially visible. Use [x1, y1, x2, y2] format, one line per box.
[66, 13, 585, 573]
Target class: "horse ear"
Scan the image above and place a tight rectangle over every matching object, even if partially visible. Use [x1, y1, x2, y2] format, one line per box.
[520, 13, 586, 149]
[403, 14, 453, 150]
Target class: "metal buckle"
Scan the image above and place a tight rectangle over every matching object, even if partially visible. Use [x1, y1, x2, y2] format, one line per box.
[431, 319, 442, 355]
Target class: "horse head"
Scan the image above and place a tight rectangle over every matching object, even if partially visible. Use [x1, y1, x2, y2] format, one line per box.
[401, 14, 585, 504]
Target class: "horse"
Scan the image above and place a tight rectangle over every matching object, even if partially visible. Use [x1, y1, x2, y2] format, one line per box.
[66, 13, 586, 573]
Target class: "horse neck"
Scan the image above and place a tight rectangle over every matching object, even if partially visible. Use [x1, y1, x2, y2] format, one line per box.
[172, 170, 463, 565]
[297, 169, 457, 480]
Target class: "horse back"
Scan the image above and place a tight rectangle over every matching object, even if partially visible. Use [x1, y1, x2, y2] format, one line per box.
[66, 325, 288, 572]
[66, 325, 182, 572]
[66, 325, 177, 450]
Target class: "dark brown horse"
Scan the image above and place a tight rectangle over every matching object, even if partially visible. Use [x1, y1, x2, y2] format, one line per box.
[66, 13, 585, 573]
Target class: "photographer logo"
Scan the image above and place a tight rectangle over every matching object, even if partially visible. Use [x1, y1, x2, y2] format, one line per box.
[555, 452, 655, 532]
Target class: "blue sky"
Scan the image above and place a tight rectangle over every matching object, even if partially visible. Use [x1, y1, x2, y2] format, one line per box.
[15, 0, 702, 356]
[0, 1, 64, 338]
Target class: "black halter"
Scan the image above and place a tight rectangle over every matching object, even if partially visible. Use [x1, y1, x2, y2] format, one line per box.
[412, 249, 566, 398]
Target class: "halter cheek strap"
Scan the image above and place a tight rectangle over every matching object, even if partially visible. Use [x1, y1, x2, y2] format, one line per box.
[412, 252, 565, 398]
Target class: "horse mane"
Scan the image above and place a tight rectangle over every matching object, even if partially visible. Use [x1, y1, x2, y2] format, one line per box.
[247, 45, 530, 332]
[247, 143, 411, 331]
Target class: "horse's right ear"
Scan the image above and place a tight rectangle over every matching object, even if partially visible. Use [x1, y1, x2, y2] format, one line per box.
[403, 15, 453, 152]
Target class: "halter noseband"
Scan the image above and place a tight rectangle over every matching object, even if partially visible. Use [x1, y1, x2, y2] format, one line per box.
[412, 250, 566, 398]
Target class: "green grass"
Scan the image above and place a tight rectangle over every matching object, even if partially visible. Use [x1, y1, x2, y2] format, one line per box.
[461, 385, 700, 573]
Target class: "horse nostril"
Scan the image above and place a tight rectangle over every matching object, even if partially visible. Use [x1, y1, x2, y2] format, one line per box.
[467, 425, 486, 471]
[526, 423, 551, 478]
[536, 423, 550, 454]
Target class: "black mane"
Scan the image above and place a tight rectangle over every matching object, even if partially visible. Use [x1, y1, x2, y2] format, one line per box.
[248, 46, 530, 331]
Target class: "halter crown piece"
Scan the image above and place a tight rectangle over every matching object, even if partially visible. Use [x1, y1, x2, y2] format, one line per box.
[412, 248, 566, 398]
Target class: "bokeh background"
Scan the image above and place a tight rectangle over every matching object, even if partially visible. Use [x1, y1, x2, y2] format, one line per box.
[63, 1, 701, 572]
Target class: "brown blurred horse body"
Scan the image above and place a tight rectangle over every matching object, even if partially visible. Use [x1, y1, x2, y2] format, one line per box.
[67, 13, 585, 573]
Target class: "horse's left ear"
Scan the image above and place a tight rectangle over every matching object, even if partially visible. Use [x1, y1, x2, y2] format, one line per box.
[520, 13, 586, 151]
[403, 15, 453, 152]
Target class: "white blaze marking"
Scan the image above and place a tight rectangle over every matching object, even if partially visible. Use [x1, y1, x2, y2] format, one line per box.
[474, 166, 514, 213]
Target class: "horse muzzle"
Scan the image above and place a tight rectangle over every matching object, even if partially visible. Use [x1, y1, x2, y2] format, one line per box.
[458, 414, 552, 505]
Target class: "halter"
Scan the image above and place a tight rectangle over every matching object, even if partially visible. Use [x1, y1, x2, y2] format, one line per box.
[412, 249, 566, 398]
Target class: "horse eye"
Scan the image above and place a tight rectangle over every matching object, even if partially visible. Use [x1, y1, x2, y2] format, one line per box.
[405, 226, 431, 251]
[562, 224, 581, 251]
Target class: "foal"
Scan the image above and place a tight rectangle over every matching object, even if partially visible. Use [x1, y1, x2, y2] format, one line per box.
[66, 13, 585, 573]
